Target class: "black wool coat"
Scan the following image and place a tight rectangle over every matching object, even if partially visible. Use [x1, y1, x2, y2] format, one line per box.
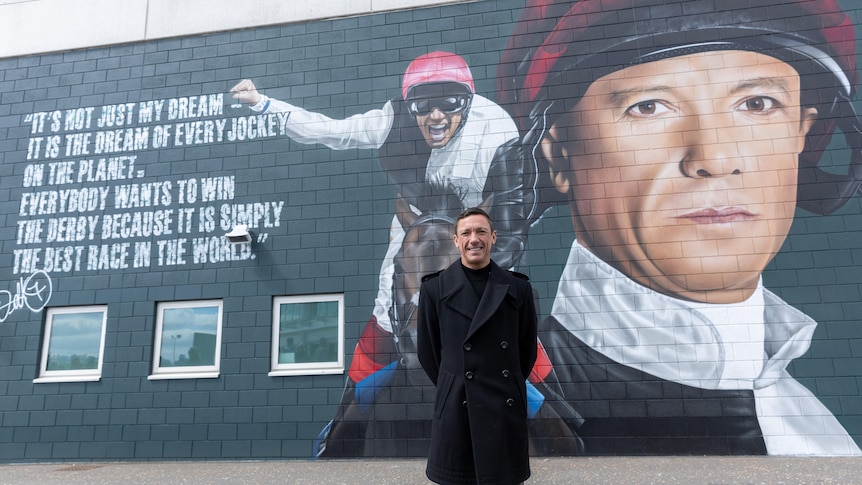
[418, 260, 538, 485]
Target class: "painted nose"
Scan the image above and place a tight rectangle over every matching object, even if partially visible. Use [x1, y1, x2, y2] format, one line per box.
[679, 112, 745, 178]
[427, 107, 446, 120]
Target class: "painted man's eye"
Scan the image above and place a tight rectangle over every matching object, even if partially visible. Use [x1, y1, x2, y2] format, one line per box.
[634, 102, 657, 115]
[739, 96, 778, 112]
[625, 100, 671, 117]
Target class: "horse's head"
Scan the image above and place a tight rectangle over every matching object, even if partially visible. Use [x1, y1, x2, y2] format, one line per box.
[389, 196, 460, 368]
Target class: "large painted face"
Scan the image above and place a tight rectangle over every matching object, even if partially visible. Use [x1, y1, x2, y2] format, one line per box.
[453, 213, 496, 270]
[542, 50, 818, 303]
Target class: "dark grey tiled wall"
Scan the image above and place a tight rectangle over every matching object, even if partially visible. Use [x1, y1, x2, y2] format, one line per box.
[0, 0, 861, 462]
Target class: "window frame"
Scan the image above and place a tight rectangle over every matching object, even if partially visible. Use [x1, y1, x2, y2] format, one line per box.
[149, 299, 223, 380]
[34, 305, 108, 384]
[269, 293, 345, 377]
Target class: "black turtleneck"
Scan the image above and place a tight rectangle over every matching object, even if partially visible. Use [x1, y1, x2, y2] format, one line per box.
[461, 262, 491, 298]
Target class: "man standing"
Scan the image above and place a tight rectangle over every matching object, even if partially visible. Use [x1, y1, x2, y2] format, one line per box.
[418, 208, 538, 484]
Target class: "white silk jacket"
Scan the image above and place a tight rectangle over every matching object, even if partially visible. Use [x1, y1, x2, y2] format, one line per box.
[251, 93, 518, 333]
[550, 240, 861, 456]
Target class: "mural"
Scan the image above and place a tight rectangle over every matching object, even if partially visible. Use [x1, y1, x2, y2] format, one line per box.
[501, 0, 862, 456]
[2, 0, 862, 462]
[311, 0, 862, 457]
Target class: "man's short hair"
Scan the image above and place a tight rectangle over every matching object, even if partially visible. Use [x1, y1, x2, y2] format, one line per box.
[456, 207, 493, 232]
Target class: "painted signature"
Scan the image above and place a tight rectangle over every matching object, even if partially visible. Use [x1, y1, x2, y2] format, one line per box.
[0, 270, 53, 323]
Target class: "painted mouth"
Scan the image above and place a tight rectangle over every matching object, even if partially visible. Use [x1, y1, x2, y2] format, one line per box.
[677, 207, 755, 224]
[428, 124, 448, 141]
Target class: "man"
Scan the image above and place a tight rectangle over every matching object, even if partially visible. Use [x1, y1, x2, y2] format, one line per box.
[495, 0, 862, 455]
[418, 207, 538, 484]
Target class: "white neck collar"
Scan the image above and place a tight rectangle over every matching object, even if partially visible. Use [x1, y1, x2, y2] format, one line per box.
[550, 241, 812, 390]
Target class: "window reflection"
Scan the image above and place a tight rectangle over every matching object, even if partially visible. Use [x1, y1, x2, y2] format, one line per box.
[151, 300, 223, 379]
[159, 306, 219, 367]
[278, 301, 338, 364]
[46, 311, 104, 371]
[270, 294, 344, 376]
[37, 306, 107, 383]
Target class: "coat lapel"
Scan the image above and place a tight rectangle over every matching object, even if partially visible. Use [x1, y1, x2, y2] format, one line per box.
[440, 263, 476, 321]
[439, 261, 516, 340]
[466, 276, 509, 339]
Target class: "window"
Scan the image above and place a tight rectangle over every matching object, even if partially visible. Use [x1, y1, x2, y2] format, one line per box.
[35, 306, 108, 383]
[270, 294, 344, 376]
[150, 300, 223, 380]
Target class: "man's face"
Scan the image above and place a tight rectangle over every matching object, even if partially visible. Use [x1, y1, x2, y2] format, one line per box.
[454, 214, 496, 270]
[541, 50, 818, 303]
[410, 95, 467, 148]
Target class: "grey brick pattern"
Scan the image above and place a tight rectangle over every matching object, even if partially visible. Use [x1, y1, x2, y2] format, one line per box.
[0, 0, 860, 462]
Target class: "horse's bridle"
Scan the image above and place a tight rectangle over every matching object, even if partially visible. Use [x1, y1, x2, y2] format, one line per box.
[388, 212, 456, 364]
[388, 274, 417, 347]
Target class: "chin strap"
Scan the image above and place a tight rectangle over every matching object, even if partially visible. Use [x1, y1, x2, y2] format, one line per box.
[797, 92, 862, 215]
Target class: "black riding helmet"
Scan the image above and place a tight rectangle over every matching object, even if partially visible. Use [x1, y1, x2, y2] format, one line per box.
[497, 0, 862, 215]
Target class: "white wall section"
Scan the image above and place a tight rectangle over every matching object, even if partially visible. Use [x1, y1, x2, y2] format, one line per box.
[0, 0, 474, 58]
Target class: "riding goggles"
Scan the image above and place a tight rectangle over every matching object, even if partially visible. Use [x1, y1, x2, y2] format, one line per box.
[407, 95, 470, 116]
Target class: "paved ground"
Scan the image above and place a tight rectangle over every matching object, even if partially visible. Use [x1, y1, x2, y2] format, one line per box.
[1, 456, 860, 484]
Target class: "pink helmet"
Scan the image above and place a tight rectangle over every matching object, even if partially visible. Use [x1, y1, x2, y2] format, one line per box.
[401, 51, 475, 100]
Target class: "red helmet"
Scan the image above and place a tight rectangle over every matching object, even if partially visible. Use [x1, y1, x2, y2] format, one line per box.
[496, 0, 862, 215]
[402, 51, 475, 100]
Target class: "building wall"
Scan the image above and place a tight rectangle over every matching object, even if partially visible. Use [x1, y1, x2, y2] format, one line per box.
[0, 0, 475, 59]
[1, 0, 861, 462]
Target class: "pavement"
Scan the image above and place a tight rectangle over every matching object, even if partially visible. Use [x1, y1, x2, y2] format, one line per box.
[1, 456, 861, 484]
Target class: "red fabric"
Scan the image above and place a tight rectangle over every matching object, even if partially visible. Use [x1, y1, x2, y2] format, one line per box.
[529, 339, 553, 383]
[497, 0, 859, 140]
[347, 315, 398, 383]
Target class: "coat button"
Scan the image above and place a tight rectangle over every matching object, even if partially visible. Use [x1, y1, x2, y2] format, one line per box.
[501, 369, 510, 378]
[500, 341, 509, 349]
[465, 371, 474, 380]
[464, 343, 472, 351]
[462, 400, 468, 407]
[506, 398, 515, 407]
